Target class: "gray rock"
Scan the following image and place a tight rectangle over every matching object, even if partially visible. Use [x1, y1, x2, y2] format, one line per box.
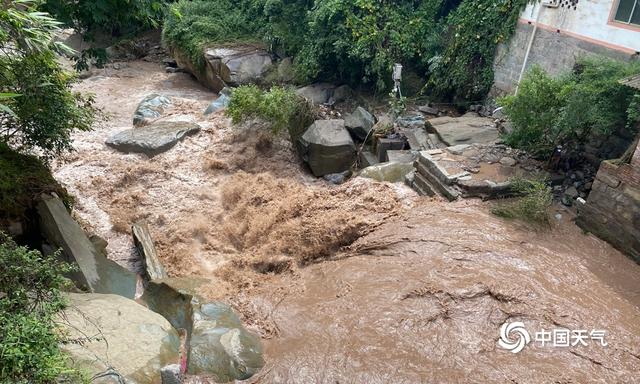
[359, 162, 415, 183]
[561, 195, 573, 207]
[359, 150, 379, 168]
[297, 119, 356, 177]
[163, 58, 178, 68]
[59, 293, 180, 384]
[323, 170, 352, 185]
[106, 121, 201, 157]
[277, 57, 295, 83]
[499, 157, 517, 167]
[329, 84, 354, 104]
[37, 195, 137, 298]
[396, 114, 426, 130]
[204, 47, 273, 89]
[204, 88, 233, 115]
[133, 94, 172, 127]
[418, 105, 439, 115]
[427, 115, 499, 146]
[387, 150, 418, 163]
[344, 107, 375, 141]
[189, 302, 264, 381]
[132, 221, 167, 281]
[295, 83, 336, 105]
[446, 144, 471, 156]
[565, 186, 579, 198]
[140, 277, 211, 334]
[161, 364, 182, 384]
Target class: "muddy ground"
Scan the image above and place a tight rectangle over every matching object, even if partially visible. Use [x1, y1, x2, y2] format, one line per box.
[53, 60, 640, 383]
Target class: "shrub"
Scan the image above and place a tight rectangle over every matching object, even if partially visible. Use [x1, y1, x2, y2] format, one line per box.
[226, 85, 315, 140]
[162, 0, 525, 100]
[500, 58, 640, 159]
[163, 0, 264, 69]
[0, 1, 95, 161]
[492, 177, 553, 227]
[0, 233, 82, 383]
[42, 0, 166, 38]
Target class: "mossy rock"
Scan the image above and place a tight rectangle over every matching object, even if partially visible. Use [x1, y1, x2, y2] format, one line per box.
[0, 144, 71, 221]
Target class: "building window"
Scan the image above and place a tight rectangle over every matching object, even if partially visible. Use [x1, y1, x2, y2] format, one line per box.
[614, 0, 640, 25]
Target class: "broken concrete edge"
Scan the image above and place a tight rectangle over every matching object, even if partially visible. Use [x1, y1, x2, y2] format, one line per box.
[417, 151, 469, 186]
[132, 221, 168, 281]
[36, 193, 138, 299]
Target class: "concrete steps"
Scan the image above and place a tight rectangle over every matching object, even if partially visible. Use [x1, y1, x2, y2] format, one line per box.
[409, 151, 466, 201]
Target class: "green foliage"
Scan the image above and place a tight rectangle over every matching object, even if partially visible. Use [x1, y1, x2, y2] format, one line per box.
[226, 85, 315, 139]
[0, 143, 72, 220]
[163, 0, 264, 70]
[492, 177, 552, 227]
[42, 0, 166, 37]
[500, 58, 640, 158]
[295, 0, 443, 91]
[429, 0, 528, 101]
[162, 0, 524, 99]
[0, 1, 95, 161]
[0, 233, 82, 384]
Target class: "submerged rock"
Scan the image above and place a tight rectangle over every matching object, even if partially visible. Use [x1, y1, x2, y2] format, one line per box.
[297, 119, 356, 177]
[188, 302, 264, 381]
[37, 194, 137, 298]
[204, 87, 232, 115]
[134, 94, 172, 127]
[359, 162, 415, 183]
[345, 106, 376, 141]
[60, 293, 180, 384]
[106, 121, 201, 157]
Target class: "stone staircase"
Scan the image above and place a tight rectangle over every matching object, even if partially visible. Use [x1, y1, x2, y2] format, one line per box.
[408, 151, 469, 201]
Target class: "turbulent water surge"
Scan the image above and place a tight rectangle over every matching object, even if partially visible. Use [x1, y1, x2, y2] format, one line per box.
[53, 60, 640, 383]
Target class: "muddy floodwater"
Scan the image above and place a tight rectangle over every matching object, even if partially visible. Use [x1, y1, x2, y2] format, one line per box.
[54, 61, 640, 383]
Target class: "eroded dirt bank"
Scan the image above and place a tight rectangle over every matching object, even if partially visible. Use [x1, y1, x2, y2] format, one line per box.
[53, 60, 640, 383]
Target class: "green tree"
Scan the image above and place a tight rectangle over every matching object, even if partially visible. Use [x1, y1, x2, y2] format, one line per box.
[0, 233, 81, 383]
[0, 0, 95, 161]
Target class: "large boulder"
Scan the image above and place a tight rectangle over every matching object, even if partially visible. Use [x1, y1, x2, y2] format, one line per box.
[106, 121, 201, 157]
[37, 194, 137, 298]
[204, 87, 232, 115]
[297, 120, 357, 177]
[133, 94, 172, 127]
[174, 46, 272, 92]
[427, 114, 499, 146]
[60, 293, 180, 384]
[188, 302, 264, 381]
[344, 106, 376, 141]
[295, 83, 336, 105]
[359, 162, 415, 183]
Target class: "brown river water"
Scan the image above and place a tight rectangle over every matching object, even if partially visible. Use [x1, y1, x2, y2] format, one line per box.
[54, 61, 640, 383]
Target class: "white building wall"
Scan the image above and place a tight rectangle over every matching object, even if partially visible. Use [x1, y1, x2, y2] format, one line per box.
[520, 0, 640, 53]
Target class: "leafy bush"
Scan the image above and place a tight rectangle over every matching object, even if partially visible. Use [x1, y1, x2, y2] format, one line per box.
[163, 0, 264, 69]
[226, 85, 314, 139]
[429, 0, 528, 101]
[0, 233, 82, 383]
[295, 0, 443, 91]
[0, 1, 95, 161]
[492, 177, 552, 226]
[43, 0, 166, 37]
[162, 0, 525, 99]
[500, 58, 640, 159]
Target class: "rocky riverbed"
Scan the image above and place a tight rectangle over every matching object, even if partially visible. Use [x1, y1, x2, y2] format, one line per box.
[51, 59, 640, 383]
